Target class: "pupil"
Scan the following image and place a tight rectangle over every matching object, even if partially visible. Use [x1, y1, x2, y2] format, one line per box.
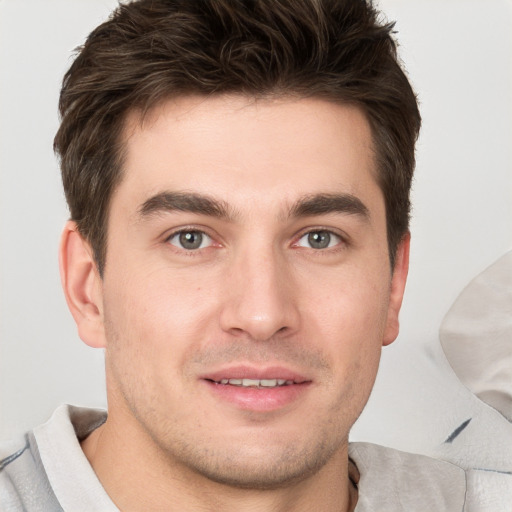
[308, 231, 330, 249]
[179, 231, 202, 249]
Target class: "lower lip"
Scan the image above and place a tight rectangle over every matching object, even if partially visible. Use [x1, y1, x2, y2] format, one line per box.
[203, 380, 311, 412]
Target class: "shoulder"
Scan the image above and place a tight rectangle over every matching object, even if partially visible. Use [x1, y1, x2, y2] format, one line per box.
[0, 405, 108, 512]
[349, 442, 467, 512]
[0, 432, 62, 511]
[0, 434, 29, 511]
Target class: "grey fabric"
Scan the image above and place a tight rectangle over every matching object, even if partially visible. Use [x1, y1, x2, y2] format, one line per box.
[0, 433, 63, 511]
[350, 442, 467, 512]
[465, 469, 512, 512]
[32, 406, 116, 512]
[0, 406, 113, 512]
[440, 250, 512, 421]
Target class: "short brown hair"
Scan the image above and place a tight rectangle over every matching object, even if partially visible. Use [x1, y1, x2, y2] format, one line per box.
[54, 0, 420, 273]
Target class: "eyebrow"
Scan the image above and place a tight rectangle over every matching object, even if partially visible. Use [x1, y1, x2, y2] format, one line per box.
[137, 191, 369, 223]
[138, 191, 234, 220]
[289, 193, 370, 220]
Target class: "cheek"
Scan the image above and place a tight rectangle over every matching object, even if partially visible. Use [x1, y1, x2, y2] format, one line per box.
[101, 274, 207, 411]
[102, 266, 219, 362]
[313, 267, 390, 338]
[308, 266, 390, 378]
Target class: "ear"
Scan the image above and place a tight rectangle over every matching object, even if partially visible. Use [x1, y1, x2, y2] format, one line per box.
[382, 233, 410, 346]
[59, 221, 106, 348]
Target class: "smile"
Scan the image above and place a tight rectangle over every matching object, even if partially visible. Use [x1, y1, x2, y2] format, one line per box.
[201, 366, 312, 411]
[213, 378, 294, 388]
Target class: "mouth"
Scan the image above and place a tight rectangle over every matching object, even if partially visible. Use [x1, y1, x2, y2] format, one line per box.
[200, 366, 312, 412]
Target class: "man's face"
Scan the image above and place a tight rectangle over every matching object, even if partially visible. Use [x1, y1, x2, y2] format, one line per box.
[93, 95, 407, 487]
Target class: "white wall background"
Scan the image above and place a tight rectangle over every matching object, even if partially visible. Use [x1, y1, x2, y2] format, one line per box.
[1, 0, 511, 456]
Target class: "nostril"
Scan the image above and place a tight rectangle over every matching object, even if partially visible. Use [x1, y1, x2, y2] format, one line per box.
[228, 327, 246, 336]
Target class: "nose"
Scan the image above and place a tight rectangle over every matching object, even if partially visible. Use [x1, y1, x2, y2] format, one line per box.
[219, 247, 300, 341]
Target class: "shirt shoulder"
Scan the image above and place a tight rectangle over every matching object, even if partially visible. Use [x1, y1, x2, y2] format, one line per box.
[349, 442, 467, 512]
[0, 405, 115, 512]
[0, 432, 63, 512]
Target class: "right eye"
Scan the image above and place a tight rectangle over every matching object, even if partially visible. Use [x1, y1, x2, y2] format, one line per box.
[167, 230, 213, 250]
[296, 230, 343, 250]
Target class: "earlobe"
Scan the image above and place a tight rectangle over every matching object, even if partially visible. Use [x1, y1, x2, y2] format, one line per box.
[59, 221, 106, 348]
[382, 233, 410, 346]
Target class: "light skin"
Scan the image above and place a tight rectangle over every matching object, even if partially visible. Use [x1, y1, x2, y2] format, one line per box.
[60, 95, 409, 512]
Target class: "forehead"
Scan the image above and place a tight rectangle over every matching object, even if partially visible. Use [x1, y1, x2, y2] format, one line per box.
[116, 95, 380, 216]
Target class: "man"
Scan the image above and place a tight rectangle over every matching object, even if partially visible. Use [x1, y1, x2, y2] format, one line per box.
[0, 1, 469, 510]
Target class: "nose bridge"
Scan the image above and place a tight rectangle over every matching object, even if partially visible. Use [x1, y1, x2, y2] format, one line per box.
[220, 241, 299, 341]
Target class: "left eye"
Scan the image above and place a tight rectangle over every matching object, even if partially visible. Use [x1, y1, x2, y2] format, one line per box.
[167, 230, 212, 250]
[296, 230, 341, 249]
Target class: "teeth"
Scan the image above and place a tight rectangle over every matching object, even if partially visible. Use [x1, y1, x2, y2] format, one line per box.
[243, 378, 261, 387]
[217, 378, 293, 388]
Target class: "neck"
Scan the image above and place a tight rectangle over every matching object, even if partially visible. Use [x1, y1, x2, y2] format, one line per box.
[81, 410, 358, 512]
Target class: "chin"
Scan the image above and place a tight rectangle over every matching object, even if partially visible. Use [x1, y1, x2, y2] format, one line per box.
[167, 430, 346, 491]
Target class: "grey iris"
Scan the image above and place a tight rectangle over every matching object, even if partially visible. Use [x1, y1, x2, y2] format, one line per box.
[308, 231, 331, 249]
[179, 231, 203, 249]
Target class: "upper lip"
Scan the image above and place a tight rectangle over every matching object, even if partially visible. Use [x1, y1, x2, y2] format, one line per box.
[200, 365, 311, 384]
